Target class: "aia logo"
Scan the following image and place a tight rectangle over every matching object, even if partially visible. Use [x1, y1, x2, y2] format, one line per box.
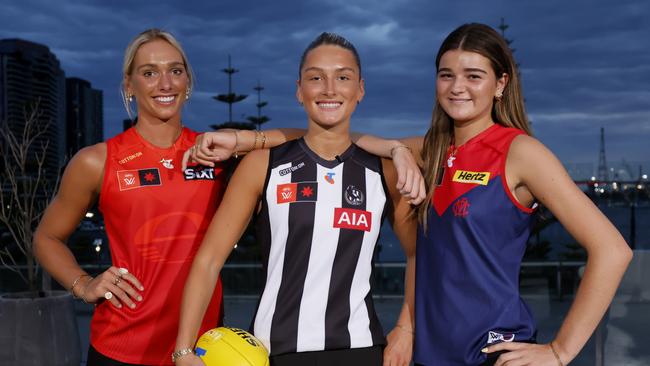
[324, 172, 335, 184]
[276, 182, 318, 204]
[117, 168, 161, 191]
[452, 197, 470, 217]
[333, 208, 372, 232]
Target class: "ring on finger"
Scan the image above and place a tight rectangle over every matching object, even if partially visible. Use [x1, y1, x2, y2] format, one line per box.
[113, 277, 121, 286]
[104, 291, 113, 300]
[118, 267, 128, 276]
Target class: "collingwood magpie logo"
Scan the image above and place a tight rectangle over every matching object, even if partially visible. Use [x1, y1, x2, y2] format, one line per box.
[345, 185, 364, 206]
[184, 167, 217, 180]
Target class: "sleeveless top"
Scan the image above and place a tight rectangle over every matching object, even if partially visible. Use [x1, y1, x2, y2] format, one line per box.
[253, 138, 388, 356]
[93, 127, 225, 365]
[414, 124, 536, 365]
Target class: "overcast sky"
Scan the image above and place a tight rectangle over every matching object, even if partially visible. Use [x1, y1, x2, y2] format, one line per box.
[2, 0, 648, 176]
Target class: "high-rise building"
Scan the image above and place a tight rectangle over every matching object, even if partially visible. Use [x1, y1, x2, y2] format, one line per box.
[0, 39, 66, 179]
[66, 77, 103, 156]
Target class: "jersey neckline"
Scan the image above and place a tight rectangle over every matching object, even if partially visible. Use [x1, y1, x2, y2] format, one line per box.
[129, 125, 188, 152]
[297, 137, 356, 168]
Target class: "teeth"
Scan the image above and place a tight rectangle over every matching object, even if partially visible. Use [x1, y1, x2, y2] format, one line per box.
[318, 102, 341, 108]
[155, 96, 175, 103]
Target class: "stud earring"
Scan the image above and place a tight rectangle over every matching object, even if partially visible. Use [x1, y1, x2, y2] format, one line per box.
[127, 93, 133, 103]
[186, 87, 191, 100]
[495, 91, 503, 102]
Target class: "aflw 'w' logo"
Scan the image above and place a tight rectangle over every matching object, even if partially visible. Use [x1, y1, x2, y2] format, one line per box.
[124, 175, 135, 185]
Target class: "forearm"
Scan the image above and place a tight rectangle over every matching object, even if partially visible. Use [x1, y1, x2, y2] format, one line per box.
[33, 232, 88, 293]
[175, 255, 223, 350]
[553, 248, 631, 362]
[231, 128, 304, 152]
[397, 254, 416, 330]
[352, 133, 405, 159]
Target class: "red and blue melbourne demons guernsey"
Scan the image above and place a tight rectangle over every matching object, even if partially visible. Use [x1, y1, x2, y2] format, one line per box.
[414, 124, 537, 365]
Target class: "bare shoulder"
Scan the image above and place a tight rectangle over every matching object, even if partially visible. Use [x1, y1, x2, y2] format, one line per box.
[60, 142, 106, 194]
[238, 148, 270, 173]
[70, 142, 107, 172]
[508, 134, 561, 173]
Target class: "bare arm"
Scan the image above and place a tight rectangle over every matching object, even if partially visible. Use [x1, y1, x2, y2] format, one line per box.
[488, 135, 632, 366]
[183, 129, 426, 204]
[33, 144, 143, 308]
[174, 149, 268, 365]
[381, 158, 417, 366]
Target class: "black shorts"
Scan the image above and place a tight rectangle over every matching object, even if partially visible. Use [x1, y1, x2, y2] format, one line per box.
[86, 345, 145, 366]
[270, 345, 383, 366]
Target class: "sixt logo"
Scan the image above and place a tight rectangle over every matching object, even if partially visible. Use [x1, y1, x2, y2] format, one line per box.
[452, 170, 490, 185]
[184, 167, 218, 181]
[325, 172, 335, 184]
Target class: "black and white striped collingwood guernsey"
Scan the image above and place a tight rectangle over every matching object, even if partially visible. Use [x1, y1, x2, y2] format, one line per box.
[253, 138, 388, 356]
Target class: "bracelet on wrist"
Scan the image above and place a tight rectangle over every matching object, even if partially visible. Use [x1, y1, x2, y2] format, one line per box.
[260, 131, 267, 149]
[549, 342, 564, 366]
[171, 348, 194, 363]
[390, 144, 411, 157]
[69, 274, 90, 298]
[233, 130, 240, 159]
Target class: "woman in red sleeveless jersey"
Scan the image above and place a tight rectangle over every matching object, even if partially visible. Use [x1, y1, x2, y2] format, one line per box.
[34, 29, 228, 366]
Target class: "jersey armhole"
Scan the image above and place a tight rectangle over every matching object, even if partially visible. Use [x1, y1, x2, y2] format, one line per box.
[257, 148, 274, 216]
[97, 141, 112, 211]
[500, 134, 537, 214]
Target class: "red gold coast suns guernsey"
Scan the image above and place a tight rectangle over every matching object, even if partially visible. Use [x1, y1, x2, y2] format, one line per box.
[415, 124, 537, 365]
[94, 127, 225, 365]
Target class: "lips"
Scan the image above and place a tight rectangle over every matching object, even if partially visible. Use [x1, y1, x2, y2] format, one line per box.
[316, 101, 343, 110]
[449, 97, 471, 104]
[153, 95, 177, 104]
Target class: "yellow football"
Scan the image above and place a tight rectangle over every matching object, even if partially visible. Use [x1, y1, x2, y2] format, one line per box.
[195, 327, 269, 366]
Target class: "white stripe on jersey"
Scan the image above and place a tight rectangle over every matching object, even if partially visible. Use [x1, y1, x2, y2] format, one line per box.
[254, 162, 293, 353]
[296, 163, 344, 352]
[348, 168, 386, 347]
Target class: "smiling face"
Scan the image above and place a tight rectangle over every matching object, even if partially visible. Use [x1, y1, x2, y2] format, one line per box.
[436, 49, 507, 127]
[124, 39, 189, 122]
[296, 44, 364, 130]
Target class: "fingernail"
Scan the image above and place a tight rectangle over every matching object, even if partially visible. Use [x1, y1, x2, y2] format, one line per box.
[137, 296, 142, 301]
[116, 304, 122, 308]
[130, 303, 136, 309]
[139, 286, 144, 291]
[481, 347, 489, 353]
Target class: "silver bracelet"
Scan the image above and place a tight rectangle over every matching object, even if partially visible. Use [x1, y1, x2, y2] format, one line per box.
[171, 348, 194, 363]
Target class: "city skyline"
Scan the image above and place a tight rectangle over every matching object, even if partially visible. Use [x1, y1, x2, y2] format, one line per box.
[1, 0, 648, 173]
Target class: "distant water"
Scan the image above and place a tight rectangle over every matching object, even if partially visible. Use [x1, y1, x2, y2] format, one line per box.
[376, 204, 649, 262]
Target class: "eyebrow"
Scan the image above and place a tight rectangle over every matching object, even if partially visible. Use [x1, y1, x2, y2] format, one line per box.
[137, 62, 186, 71]
[437, 67, 488, 74]
[303, 66, 358, 74]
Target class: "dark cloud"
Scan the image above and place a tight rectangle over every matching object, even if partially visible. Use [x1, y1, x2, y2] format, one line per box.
[1, 0, 648, 169]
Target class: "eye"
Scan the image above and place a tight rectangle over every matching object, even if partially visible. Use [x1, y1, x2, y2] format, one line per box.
[309, 75, 322, 81]
[143, 70, 155, 77]
[438, 72, 453, 79]
[338, 75, 351, 81]
[468, 74, 483, 80]
[172, 68, 185, 75]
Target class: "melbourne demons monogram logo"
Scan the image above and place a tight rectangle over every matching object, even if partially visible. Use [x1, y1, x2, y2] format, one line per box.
[452, 197, 470, 217]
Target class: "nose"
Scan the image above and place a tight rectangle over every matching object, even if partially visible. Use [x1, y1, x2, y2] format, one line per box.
[322, 77, 336, 97]
[450, 77, 466, 95]
[158, 71, 172, 91]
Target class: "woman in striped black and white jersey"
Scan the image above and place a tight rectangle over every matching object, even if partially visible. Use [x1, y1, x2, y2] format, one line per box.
[174, 33, 418, 366]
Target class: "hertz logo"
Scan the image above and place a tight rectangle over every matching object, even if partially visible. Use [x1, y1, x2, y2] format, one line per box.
[452, 170, 490, 185]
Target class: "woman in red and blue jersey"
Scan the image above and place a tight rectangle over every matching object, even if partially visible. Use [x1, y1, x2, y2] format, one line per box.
[416, 23, 632, 366]
[352, 23, 632, 365]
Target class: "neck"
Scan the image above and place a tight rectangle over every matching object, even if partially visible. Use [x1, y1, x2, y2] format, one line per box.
[453, 117, 494, 147]
[303, 121, 352, 160]
[134, 115, 183, 148]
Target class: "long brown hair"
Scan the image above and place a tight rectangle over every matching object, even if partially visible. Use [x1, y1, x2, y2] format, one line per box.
[418, 23, 532, 229]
